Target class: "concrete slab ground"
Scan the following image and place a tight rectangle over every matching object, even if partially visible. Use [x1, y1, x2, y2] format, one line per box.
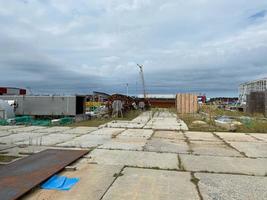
[105, 121, 145, 129]
[118, 129, 153, 139]
[190, 141, 242, 157]
[0, 145, 59, 156]
[22, 164, 123, 200]
[102, 168, 199, 200]
[34, 126, 74, 133]
[87, 149, 179, 169]
[153, 131, 185, 140]
[0, 125, 23, 131]
[214, 132, 259, 142]
[131, 111, 152, 122]
[63, 127, 98, 135]
[99, 137, 147, 151]
[0, 132, 50, 144]
[105, 111, 152, 129]
[144, 138, 189, 154]
[0, 131, 15, 137]
[229, 142, 267, 158]
[251, 133, 267, 142]
[185, 131, 221, 142]
[58, 134, 111, 148]
[180, 154, 267, 176]
[196, 173, 267, 200]
[9, 126, 48, 133]
[16, 133, 77, 146]
[145, 117, 188, 131]
[0, 144, 16, 151]
[89, 128, 124, 136]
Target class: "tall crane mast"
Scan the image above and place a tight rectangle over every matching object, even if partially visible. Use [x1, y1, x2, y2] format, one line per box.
[137, 64, 147, 99]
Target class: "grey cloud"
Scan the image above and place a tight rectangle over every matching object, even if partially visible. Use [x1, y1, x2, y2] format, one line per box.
[0, 0, 267, 96]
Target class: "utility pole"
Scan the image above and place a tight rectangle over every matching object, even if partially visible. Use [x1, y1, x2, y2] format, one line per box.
[137, 64, 147, 99]
[126, 83, 129, 96]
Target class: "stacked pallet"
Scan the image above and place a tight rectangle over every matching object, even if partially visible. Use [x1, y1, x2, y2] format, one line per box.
[176, 93, 198, 114]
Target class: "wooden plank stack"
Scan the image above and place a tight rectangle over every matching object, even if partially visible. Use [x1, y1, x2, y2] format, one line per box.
[176, 93, 198, 114]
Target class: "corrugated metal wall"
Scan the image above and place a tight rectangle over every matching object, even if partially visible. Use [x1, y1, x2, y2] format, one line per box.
[0, 96, 85, 116]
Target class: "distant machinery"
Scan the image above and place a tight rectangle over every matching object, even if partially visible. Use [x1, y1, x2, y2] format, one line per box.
[239, 78, 267, 105]
[137, 64, 147, 99]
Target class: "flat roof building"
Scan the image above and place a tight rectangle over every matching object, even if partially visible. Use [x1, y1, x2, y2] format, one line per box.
[239, 78, 267, 105]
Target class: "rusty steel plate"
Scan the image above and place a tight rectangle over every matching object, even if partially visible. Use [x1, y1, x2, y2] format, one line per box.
[0, 149, 89, 200]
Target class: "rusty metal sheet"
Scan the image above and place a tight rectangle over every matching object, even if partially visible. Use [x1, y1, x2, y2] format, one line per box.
[0, 149, 88, 200]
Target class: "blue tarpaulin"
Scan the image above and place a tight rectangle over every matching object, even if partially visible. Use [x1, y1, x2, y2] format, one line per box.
[41, 175, 79, 191]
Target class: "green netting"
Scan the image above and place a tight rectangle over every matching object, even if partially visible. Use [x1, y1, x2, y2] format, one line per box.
[6, 116, 74, 126]
[31, 120, 51, 126]
[59, 117, 74, 125]
[14, 116, 51, 126]
[0, 119, 9, 126]
[15, 116, 33, 125]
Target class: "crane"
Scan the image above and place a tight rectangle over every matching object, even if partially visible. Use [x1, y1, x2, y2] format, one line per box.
[137, 64, 147, 99]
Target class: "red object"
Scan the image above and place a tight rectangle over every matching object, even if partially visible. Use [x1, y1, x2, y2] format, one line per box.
[0, 87, 7, 94]
[201, 96, 207, 103]
[0, 87, 26, 95]
[19, 89, 27, 95]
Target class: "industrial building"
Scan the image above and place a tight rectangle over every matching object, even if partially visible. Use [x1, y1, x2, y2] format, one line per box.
[0, 87, 26, 95]
[239, 78, 267, 105]
[246, 91, 267, 116]
[0, 95, 85, 117]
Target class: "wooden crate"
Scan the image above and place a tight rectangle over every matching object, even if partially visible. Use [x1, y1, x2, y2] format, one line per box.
[176, 93, 198, 114]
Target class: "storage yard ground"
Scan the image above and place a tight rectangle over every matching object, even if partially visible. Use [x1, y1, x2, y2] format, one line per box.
[0, 110, 267, 200]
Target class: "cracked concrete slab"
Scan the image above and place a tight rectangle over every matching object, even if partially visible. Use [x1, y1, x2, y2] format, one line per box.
[196, 173, 267, 200]
[34, 126, 74, 133]
[145, 118, 188, 131]
[87, 149, 179, 169]
[0, 131, 16, 137]
[99, 137, 147, 151]
[215, 132, 259, 142]
[185, 131, 221, 141]
[153, 131, 185, 140]
[22, 164, 123, 200]
[190, 141, 242, 157]
[105, 120, 145, 129]
[229, 142, 267, 158]
[251, 133, 267, 142]
[144, 138, 189, 154]
[118, 129, 153, 139]
[102, 168, 199, 200]
[63, 127, 98, 135]
[58, 134, 111, 148]
[9, 126, 48, 133]
[0, 145, 62, 156]
[0, 144, 16, 151]
[0, 132, 50, 144]
[0, 126, 23, 131]
[16, 133, 77, 146]
[180, 154, 267, 175]
[90, 128, 124, 136]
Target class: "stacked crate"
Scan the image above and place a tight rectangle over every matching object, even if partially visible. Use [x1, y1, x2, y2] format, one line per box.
[176, 93, 198, 114]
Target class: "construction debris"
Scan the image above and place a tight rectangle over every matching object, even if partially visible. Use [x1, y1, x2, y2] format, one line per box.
[0, 149, 88, 200]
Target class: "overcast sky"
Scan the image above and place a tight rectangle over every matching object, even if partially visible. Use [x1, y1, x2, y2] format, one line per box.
[0, 0, 267, 97]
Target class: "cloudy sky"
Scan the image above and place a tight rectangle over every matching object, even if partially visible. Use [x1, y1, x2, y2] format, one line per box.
[0, 0, 267, 97]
